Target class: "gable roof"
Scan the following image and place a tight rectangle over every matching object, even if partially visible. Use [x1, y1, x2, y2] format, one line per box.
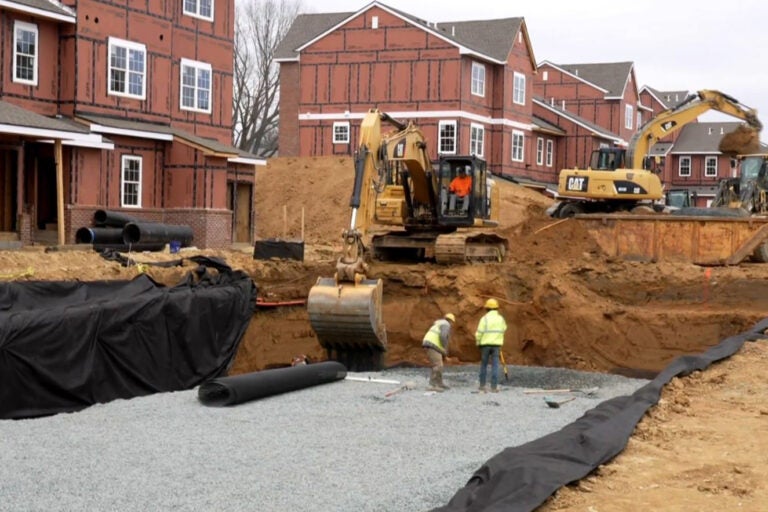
[670, 122, 745, 154]
[532, 115, 566, 136]
[641, 86, 690, 109]
[275, 2, 534, 67]
[0, 0, 77, 23]
[533, 96, 623, 144]
[540, 61, 634, 99]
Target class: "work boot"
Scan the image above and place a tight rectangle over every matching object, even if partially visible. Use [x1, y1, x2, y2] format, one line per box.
[436, 370, 449, 390]
[478, 385, 487, 394]
[427, 386, 445, 392]
[490, 387, 500, 393]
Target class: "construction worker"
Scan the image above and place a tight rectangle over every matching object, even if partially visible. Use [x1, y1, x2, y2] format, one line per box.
[422, 313, 455, 391]
[475, 298, 507, 393]
[449, 166, 472, 212]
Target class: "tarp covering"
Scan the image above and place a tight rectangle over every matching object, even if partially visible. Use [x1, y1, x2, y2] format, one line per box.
[198, 361, 347, 406]
[432, 319, 768, 512]
[0, 258, 257, 420]
[253, 239, 305, 261]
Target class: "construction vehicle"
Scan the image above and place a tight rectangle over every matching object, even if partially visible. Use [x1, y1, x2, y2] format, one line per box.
[712, 153, 768, 213]
[306, 109, 508, 371]
[550, 90, 762, 218]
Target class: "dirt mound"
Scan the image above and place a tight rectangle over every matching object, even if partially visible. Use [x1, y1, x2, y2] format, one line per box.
[718, 124, 761, 155]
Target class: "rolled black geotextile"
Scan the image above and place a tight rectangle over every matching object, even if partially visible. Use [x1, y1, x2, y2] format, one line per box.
[198, 361, 348, 406]
[431, 318, 768, 512]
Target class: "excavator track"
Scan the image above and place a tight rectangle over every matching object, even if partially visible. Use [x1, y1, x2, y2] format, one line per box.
[434, 232, 508, 264]
[307, 277, 387, 371]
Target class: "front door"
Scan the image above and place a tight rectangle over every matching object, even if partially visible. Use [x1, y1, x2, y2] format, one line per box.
[0, 149, 18, 231]
[228, 182, 252, 243]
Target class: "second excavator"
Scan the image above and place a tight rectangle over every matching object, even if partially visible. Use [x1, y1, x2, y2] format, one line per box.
[307, 109, 508, 370]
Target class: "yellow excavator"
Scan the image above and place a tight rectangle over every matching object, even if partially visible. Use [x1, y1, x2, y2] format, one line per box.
[306, 109, 508, 370]
[550, 90, 762, 217]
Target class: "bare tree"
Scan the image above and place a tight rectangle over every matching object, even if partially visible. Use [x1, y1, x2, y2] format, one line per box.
[233, 0, 301, 157]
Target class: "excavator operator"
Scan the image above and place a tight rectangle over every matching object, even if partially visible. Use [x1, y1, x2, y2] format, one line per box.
[449, 166, 472, 212]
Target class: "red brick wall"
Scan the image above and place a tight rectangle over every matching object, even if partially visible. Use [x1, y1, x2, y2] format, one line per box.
[278, 63, 300, 156]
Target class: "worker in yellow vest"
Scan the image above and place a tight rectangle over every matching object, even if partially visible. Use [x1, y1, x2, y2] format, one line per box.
[475, 298, 507, 393]
[422, 313, 455, 391]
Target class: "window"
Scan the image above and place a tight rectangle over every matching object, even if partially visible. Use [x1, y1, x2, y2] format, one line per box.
[513, 72, 526, 105]
[471, 62, 485, 97]
[470, 123, 484, 157]
[183, 0, 213, 21]
[512, 131, 524, 162]
[679, 156, 691, 177]
[108, 38, 146, 99]
[333, 122, 350, 144]
[371, 16, 379, 29]
[625, 104, 633, 129]
[546, 140, 553, 167]
[705, 156, 718, 177]
[13, 21, 38, 85]
[536, 137, 544, 165]
[438, 121, 457, 154]
[180, 58, 212, 113]
[542, 70, 548, 81]
[121, 155, 142, 208]
[637, 111, 643, 130]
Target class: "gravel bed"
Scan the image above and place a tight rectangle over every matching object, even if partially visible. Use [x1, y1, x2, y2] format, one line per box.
[0, 365, 649, 512]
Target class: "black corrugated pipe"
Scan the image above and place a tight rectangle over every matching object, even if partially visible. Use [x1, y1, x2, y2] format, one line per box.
[75, 227, 124, 244]
[122, 222, 194, 247]
[93, 210, 138, 227]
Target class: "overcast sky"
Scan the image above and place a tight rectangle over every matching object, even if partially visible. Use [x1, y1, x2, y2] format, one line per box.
[284, 0, 766, 134]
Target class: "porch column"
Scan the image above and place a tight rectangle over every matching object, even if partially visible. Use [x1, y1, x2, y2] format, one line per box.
[16, 143, 23, 215]
[55, 139, 65, 246]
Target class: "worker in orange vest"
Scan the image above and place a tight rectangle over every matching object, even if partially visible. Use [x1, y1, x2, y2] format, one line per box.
[449, 166, 472, 212]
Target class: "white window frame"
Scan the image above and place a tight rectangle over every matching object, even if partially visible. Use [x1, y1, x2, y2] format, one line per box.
[183, 0, 214, 21]
[108, 37, 146, 99]
[121, 155, 142, 208]
[513, 72, 526, 106]
[13, 21, 38, 85]
[636, 111, 643, 130]
[625, 104, 633, 129]
[180, 58, 212, 113]
[536, 137, 544, 165]
[679, 156, 692, 177]
[705, 156, 718, 177]
[438, 120, 457, 155]
[332, 122, 350, 144]
[546, 140, 553, 167]
[512, 130, 525, 162]
[471, 62, 485, 97]
[469, 123, 484, 157]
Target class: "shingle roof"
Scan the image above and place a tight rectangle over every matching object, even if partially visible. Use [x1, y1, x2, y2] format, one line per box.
[5, 0, 76, 20]
[558, 62, 634, 97]
[643, 86, 690, 109]
[648, 141, 674, 157]
[533, 97, 622, 143]
[0, 100, 88, 134]
[670, 122, 744, 153]
[276, 2, 526, 64]
[78, 114, 242, 157]
[532, 115, 566, 135]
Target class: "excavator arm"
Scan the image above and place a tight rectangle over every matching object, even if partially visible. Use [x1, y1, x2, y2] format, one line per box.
[627, 90, 762, 169]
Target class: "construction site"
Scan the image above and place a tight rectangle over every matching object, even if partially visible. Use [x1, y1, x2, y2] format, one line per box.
[2, 154, 767, 510]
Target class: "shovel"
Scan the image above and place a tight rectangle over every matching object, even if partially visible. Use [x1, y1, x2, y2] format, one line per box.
[544, 396, 576, 409]
[499, 351, 509, 382]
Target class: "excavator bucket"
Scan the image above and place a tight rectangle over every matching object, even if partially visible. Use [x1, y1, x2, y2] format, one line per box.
[307, 277, 387, 371]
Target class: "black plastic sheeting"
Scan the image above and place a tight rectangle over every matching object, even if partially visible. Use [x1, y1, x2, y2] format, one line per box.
[432, 319, 768, 512]
[198, 361, 347, 406]
[0, 257, 257, 420]
[253, 239, 305, 261]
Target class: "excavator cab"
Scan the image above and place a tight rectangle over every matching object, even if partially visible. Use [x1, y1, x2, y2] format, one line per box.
[436, 156, 491, 225]
[589, 147, 626, 170]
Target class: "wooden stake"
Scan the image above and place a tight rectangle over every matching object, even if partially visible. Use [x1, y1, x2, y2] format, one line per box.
[301, 206, 305, 241]
[283, 204, 287, 239]
[54, 139, 65, 246]
[534, 218, 570, 235]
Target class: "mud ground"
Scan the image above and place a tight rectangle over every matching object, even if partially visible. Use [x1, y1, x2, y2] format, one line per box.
[3, 155, 767, 509]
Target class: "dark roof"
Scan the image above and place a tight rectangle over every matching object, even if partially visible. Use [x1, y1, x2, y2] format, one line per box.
[532, 115, 566, 135]
[276, 2, 526, 63]
[78, 114, 241, 157]
[275, 12, 353, 60]
[558, 62, 634, 97]
[533, 97, 621, 142]
[5, 0, 76, 20]
[648, 141, 674, 157]
[0, 100, 88, 134]
[643, 86, 690, 109]
[670, 122, 744, 153]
